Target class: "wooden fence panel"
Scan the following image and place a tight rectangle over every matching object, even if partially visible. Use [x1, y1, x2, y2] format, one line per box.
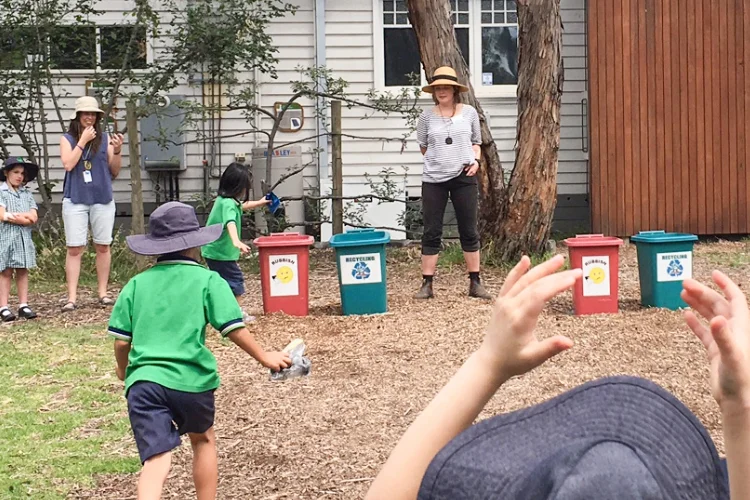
[588, 0, 749, 235]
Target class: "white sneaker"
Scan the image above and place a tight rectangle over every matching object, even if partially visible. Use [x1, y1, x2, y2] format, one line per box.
[242, 310, 256, 323]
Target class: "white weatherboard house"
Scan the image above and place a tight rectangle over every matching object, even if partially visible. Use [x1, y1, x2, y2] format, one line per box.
[4, 0, 589, 240]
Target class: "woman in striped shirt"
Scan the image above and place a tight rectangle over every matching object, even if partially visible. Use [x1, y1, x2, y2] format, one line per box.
[414, 66, 492, 301]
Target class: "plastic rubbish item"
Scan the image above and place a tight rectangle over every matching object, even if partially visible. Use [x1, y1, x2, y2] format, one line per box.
[270, 338, 311, 382]
[265, 191, 281, 214]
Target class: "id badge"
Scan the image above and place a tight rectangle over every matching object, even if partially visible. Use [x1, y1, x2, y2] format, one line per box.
[83, 170, 93, 183]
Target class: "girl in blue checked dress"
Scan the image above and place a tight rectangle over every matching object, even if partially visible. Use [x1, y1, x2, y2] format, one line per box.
[0, 157, 39, 322]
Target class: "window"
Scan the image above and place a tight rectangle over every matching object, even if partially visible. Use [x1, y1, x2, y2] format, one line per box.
[49, 27, 97, 70]
[376, 0, 519, 93]
[0, 28, 37, 70]
[480, 0, 518, 86]
[1, 25, 148, 70]
[100, 26, 148, 70]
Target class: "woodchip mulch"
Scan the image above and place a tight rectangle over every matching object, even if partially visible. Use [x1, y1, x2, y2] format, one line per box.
[55, 240, 750, 499]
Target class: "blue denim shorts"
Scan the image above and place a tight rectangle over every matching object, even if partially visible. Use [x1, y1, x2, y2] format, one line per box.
[126, 381, 215, 464]
[205, 258, 245, 296]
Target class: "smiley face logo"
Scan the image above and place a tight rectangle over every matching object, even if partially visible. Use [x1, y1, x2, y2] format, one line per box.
[274, 266, 294, 284]
[589, 267, 606, 284]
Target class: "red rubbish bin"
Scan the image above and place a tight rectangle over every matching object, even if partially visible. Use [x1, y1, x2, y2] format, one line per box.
[564, 234, 624, 315]
[253, 233, 315, 316]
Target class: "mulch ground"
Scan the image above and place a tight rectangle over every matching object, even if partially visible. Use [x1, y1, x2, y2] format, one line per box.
[53, 240, 749, 499]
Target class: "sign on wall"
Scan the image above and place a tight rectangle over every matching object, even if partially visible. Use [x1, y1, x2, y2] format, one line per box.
[582, 255, 611, 297]
[656, 251, 692, 282]
[269, 254, 299, 297]
[274, 101, 304, 133]
[340, 253, 382, 286]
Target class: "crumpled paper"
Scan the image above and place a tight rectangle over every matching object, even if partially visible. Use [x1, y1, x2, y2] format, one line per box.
[270, 338, 311, 382]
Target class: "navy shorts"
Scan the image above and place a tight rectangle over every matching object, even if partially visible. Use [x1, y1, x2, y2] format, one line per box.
[126, 381, 215, 464]
[205, 258, 245, 296]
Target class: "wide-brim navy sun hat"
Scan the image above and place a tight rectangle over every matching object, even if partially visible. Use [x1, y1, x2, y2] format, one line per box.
[126, 201, 223, 256]
[418, 375, 729, 500]
[1, 157, 39, 183]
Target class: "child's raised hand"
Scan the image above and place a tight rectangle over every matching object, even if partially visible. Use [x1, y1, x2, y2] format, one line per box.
[477, 254, 582, 381]
[242, 198, 272, 211]
[261, 351, 292, 372]
[682, 272, 750, 413]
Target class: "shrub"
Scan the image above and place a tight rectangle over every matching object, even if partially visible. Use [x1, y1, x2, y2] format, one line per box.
[31, 215, 141, 288]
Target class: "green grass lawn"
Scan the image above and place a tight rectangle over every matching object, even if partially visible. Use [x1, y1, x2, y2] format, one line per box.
[0, 322, 139, 499]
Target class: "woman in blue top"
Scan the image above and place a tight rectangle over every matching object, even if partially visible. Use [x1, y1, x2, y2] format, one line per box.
[59, 96, 124, 312]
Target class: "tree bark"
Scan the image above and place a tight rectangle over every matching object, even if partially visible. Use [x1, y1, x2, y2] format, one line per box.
[407, 0, 564, 261]
[406, 0, 507, 239]
[498, 0, 564, 260]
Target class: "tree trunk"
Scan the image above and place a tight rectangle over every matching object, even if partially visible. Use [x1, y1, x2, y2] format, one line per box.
[497, 0, 564, 260]
[406, 0, 507, 239]
[407, 0, 564, 261]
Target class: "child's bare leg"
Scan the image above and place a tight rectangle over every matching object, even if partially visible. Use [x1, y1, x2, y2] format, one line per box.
[0, 269, 13, 306]
[137, 451, 172, 500]
[15, 269, 28, 304]
[189, 427, 218, 500]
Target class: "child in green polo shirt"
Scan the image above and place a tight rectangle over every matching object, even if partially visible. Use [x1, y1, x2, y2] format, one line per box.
[108, 201, 290, 500]
[201, 162, 271, 323]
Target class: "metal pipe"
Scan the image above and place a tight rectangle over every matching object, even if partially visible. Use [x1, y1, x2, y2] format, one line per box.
[254, 65, 262, 149]
[314, 0, 328, 184]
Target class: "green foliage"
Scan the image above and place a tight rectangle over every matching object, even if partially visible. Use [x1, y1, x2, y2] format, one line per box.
[437, 240, 561, 270]
[31, 216, 141, 288]
[0, 323, 138, 498]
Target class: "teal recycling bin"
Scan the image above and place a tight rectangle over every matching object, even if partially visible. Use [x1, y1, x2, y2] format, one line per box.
[630, 230, 699, 310]
[329, 228, 391, 315]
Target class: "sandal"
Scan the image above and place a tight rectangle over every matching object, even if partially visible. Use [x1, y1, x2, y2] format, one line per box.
[18, 306, 36, 320]
[99, 296, 115, 306]
[0, 308, 16, 322]
[61, 302, 77, 312]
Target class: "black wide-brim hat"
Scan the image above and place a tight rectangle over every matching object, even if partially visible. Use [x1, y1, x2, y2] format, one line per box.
[126, 201, 223, 256]
[1, 157, 39, 183]
[418, 375, 729, 500]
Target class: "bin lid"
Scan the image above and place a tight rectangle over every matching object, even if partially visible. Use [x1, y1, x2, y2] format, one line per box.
[630, 230, 698, 243]
[253, 232, 314, 248]
[329, 228, 391, 247]
[564, 233, 623, 247]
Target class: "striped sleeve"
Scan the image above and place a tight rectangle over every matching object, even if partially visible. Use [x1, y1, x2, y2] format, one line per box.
[416, 111, 429, 148]
[219, 319, 245, 337]
[470, 107, 481, 145]
[108, 279, 135, 342]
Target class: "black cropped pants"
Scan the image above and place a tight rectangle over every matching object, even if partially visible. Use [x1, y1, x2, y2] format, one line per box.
[420, 170, 480, 256]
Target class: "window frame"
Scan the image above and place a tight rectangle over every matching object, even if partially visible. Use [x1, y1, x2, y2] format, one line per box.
[372, 0, 519, 99]
[3, 23, 152, 75]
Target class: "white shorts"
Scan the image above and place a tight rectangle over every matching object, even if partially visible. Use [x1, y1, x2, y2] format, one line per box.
[62, 198, 116, 247]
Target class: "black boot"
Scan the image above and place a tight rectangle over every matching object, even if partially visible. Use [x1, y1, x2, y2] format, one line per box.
[468, 273, 493, 300]
[414, 277, 434, 299]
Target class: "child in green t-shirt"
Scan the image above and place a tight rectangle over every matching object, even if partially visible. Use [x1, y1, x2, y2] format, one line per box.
[108, 201, 291, 499]
[201, 162, 270, 322]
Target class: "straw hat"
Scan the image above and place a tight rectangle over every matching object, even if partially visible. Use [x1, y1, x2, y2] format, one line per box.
[422, 66, 469, 93]
[69, 96, 105, 120]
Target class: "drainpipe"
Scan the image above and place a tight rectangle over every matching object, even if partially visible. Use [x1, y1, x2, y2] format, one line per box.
[254, 65, 262, 149]
[314, 0, 328, 185]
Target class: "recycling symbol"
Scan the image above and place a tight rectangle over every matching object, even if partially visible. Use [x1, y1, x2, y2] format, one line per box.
[667, 259, 684, 277]
[352, 261, 371, 280]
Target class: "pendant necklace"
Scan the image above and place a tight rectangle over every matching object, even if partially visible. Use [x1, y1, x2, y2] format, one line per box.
[440, 104, 457, 145]
[83, 144, 92, 171]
